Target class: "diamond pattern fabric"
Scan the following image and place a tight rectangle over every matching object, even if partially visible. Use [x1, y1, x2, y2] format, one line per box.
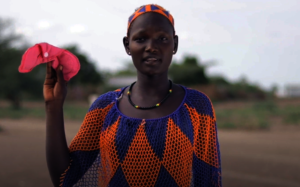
[60, 86, 222, 187]
[127, 4, 174, 33]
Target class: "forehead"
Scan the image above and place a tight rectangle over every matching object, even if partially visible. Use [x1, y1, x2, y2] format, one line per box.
[129, 12, 174, 36]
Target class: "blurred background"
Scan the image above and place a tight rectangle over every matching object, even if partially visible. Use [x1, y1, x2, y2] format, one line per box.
[0, 0, 299, 187]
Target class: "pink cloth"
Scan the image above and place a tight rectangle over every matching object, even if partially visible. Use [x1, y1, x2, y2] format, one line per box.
[19, 43, 80, 81]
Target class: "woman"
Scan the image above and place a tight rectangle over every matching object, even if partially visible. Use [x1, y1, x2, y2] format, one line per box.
[44, 4, 222, 187]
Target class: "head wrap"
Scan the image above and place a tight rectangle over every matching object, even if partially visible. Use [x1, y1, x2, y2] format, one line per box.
[127, 4, 175, 35]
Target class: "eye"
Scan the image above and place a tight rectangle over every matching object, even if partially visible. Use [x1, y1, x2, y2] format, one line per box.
[135, 37, 145, 42]
[160, 37, 168, 42]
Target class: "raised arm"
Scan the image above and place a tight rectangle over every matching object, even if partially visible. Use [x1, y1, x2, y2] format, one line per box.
[44, 62, 70, 187]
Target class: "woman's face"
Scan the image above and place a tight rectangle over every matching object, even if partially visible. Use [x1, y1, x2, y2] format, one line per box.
[123, 12, 178, 76]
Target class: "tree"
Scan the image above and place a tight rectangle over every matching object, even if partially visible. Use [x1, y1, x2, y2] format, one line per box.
[0, 18, 37, 109]
[113, 61, 136, 77]
[0, 18, 104, 108]
[63, 45, 103, 86]
[169, 55, 210, 86]
[61, 45, 104, 100]
[210, 75, 230, 86]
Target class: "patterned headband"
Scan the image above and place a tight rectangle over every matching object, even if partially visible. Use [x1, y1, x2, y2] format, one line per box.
[127, 4, 175, 35]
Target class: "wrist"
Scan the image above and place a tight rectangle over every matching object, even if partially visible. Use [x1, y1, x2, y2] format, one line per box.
[45, 101, 64, 112]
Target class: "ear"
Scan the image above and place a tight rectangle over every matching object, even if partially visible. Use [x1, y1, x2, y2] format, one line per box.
[123, 36, 131, 55]
[173, 35, 179, 54]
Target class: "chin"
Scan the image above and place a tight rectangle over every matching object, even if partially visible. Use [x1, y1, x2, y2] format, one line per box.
[143, 71, 158, 76]
[142, 69, 166, 77]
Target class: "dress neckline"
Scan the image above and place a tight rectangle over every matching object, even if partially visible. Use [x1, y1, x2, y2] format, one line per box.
[114, 85, 188, 121]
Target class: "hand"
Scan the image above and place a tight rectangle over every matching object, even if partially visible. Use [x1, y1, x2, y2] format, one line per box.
[43, 62, 67, 106]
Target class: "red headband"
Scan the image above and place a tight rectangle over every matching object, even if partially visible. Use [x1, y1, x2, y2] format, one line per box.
[127, 4, 175, 35]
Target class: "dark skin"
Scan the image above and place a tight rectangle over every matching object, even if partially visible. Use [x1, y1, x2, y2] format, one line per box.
[44, 63, 69, 187]
[121, 12, 185, 119]
[44, 12, 184, 187]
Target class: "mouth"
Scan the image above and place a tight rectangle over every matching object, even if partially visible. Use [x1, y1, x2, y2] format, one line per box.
[143, 57, 160, 65]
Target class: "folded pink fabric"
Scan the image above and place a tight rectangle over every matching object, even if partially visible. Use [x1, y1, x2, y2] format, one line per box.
[19, 42, 80, 81]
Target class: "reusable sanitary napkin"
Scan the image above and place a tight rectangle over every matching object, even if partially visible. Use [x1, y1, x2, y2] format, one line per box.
[18, 43, 80, 81]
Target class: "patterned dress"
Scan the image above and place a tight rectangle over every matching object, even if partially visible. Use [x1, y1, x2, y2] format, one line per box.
[60, 86, 222, 187]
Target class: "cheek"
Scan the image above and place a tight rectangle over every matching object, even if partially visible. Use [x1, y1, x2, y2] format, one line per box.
[163, 42, 174, 54]
[129, 42, 144, 52]
[163, 46, 174, 59]
[129, 47, 142, 68]
[129, 44, 142, 58]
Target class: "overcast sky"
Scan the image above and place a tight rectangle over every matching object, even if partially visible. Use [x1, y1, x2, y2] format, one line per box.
[1, 0, 299, 94]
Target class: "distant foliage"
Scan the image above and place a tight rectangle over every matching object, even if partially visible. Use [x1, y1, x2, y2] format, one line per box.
[0, 18, 37, 109]
[63, 45, 103, 86]
[211, 75, 267, 100]
[0, 18, 104, 108]
[169, 56, 209, 86]
[113, 62, 136, 77]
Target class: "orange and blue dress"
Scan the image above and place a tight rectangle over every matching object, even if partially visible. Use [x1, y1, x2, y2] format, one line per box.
[60, 86, 222, 187]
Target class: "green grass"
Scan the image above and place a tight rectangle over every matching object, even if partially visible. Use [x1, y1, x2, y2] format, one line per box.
[215, 100, 277, 130]
[0, 102, 89, 120]
[215, 100, 300, 130]
[281, 106, 300, 125]
[1, 99, 299, 130]
[63, 104, 90, 120]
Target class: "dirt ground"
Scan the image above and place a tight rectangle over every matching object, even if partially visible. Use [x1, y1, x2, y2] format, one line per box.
[0, 118, 299, 187]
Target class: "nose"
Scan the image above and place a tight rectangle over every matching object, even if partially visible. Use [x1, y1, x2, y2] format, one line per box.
[145, 39, 158, 53]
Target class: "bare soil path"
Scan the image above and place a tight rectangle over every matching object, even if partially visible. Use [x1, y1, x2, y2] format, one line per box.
[0, 119, 299, 187]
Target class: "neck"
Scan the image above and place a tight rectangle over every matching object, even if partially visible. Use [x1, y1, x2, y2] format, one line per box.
[133, 72, 170, 97]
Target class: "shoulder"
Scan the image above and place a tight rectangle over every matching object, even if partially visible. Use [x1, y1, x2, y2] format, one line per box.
[88, 88, 123, 111]
[184, 87, 216, 120]
[185, 87, 213, 105]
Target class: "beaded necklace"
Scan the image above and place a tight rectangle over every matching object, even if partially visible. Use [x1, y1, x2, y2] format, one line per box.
[127, 80, 173, 110]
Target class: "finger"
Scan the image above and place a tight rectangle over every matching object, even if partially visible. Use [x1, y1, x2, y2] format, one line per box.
[46, 62, 51, 79]
[45, 62, 53, 79]
[55, 65, 65, 84]
[44, 62, 57, 85]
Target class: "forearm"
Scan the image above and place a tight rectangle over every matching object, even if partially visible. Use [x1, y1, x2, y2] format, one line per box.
[45, 103, 70, 187]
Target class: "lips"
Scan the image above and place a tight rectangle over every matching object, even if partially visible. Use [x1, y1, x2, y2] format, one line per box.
[146, 58, 158, 61]
[143, 56, 160, 65]
[145, 58, 158, 62]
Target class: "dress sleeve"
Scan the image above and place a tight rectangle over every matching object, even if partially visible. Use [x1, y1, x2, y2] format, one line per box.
[185, 90, 222, 187]
[59, 92, 116, 187]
